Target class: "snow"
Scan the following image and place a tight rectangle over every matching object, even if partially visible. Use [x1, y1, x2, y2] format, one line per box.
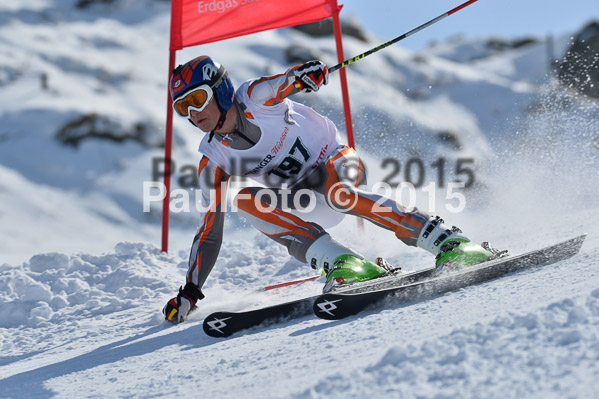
[1, 1, 599, 398]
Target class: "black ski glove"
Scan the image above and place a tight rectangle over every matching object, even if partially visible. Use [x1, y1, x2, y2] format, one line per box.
[163, 282, 204, 324]
[294, 60, 329, 93]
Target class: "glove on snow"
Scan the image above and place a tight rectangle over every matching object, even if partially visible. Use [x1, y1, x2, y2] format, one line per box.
[163, 282, 204, 324]
[294, 60, 329, 93]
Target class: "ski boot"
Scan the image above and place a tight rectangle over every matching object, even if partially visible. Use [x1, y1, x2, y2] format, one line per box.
[418, 216, 507, 275]
[305, 234, 392, 293]
[323, 254, 391, 292]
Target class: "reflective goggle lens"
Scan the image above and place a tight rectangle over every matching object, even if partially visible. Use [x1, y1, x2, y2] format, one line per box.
[173, 86, 213, 117]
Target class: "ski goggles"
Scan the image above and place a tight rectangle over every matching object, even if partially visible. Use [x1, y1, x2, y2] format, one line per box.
[172, 85, 214, 117]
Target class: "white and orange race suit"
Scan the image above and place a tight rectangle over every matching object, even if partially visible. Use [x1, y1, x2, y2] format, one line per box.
[185, 66, 430, 289]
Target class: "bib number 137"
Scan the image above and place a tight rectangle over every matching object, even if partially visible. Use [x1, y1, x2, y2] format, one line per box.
[269, 137, 311, 180]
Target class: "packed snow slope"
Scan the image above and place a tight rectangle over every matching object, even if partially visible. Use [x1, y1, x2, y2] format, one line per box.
[1, 1, 599, 398]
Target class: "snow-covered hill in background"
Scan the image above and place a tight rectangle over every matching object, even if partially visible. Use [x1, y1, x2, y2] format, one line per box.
[1, 1, 598, 397]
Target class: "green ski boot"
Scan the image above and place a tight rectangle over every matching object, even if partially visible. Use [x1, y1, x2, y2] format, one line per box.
[304, 234, 392, 293]
[417, 216, 506, 275]
[435, 238, 494, 273]
[323, 254, 389, 292]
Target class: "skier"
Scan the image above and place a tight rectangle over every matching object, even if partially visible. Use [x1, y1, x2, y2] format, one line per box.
[163, 55, 497, 323]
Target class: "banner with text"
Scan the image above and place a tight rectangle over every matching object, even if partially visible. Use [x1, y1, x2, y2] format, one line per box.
[170, 0, 341, 50]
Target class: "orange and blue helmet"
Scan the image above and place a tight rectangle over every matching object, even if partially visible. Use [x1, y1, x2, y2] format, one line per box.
[170, 56, 234, 112]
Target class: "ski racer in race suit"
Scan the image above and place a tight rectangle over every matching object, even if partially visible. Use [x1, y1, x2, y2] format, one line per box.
[163, 56, 496, 323]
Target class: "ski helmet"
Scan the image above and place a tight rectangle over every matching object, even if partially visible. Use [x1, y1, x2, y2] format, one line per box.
[170, 56, 234, 112]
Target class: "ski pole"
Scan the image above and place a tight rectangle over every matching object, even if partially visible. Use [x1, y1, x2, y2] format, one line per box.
[264, 274, 322, 291]
[295, 0, 480, 90]
[329, 0, 480, 72]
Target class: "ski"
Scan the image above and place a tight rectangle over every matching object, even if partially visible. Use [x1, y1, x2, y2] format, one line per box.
[328, 265, 436, 294]
[202, 266, 436, 338]
[202, 296, 317, 338]
[203, 234, 587, 335]
[313, 234, 587, 320]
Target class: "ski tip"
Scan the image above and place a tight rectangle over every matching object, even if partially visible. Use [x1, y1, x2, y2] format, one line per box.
[313, 294, 345, 320]
[202, 312, 236, 338]
[312, 293, 376, 320]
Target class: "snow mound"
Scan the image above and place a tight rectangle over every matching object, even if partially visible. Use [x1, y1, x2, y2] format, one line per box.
[298, 289, 599, 399]
[0, 243, 181, 328]
[0, 235, 319, 330]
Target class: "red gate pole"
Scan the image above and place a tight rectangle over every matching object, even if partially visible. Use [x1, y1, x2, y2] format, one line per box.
[161, 49, 177, 253]
[332, 9, 364, 229]
[331, 11, 355, 149]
